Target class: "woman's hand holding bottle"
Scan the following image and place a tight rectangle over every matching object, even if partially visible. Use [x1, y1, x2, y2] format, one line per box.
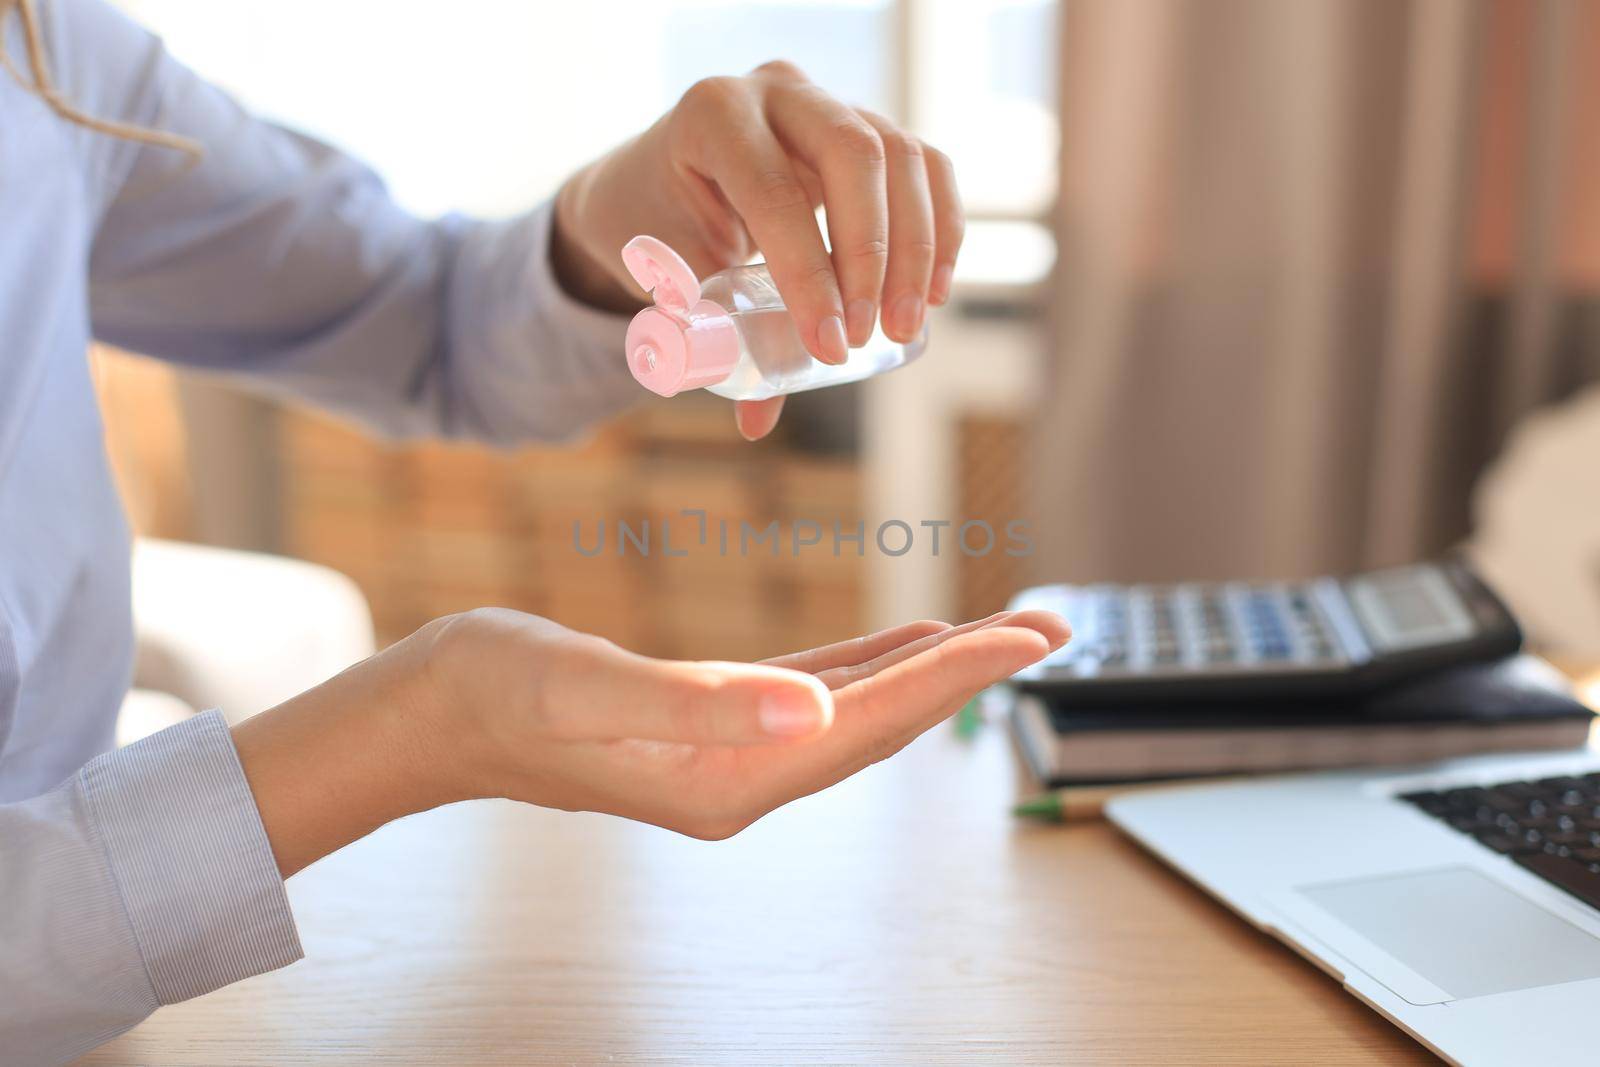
[549, 60, 964, 440]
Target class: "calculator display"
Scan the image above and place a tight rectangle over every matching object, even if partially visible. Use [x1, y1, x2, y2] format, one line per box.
[1344, 566, 1476, 653]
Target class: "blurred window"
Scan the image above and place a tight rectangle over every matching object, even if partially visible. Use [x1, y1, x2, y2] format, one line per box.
[120, 0, 1055, 282]
[910, 0, 1057, 220]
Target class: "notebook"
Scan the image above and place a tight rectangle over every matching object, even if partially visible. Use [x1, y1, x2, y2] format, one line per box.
[1009, 654, 1594, 787]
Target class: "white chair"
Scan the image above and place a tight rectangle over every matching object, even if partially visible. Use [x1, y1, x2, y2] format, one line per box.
[118, 539, 376, 744]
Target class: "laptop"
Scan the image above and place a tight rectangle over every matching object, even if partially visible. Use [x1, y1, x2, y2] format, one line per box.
[1108, 748, 1600, 1065]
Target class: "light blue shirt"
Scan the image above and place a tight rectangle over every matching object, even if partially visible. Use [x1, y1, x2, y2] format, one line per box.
[0, 1, 634, 1061]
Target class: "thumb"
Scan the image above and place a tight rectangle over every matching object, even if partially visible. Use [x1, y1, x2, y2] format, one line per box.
[540, 640, 835, 745]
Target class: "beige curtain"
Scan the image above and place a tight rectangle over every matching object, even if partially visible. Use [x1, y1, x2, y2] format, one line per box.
[1033, 0, 1600, 584]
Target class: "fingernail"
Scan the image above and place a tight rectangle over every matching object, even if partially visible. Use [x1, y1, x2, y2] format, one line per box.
[929, 264, 954, 306]
[817, 314, 849, 364]
[759, 690, 826, 737]
[845, 299, 876, 346]
[891, 294, 924, 341]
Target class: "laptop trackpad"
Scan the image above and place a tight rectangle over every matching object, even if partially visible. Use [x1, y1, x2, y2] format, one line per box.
[1296, 866, 1600, 1001]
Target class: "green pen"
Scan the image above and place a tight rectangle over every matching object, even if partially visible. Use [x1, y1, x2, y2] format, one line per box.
[1012, 775, 1253, 822]
[1010, 787, 1117, 822]
[1011, 791, 1070, 820]
[953, 696, 983, 739]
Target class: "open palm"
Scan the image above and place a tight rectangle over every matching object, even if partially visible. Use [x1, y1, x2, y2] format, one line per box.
[442, 610, 1068, 839]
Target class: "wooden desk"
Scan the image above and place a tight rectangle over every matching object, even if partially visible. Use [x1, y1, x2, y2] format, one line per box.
[82, 718, 1441, 1065]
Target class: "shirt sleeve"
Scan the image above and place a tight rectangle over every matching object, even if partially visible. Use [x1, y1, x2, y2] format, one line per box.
[0, 711, 301, 1066]
[54, 0, 638, 445]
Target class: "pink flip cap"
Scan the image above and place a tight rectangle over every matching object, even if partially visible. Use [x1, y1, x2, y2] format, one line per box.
[621, 235, 739, 397]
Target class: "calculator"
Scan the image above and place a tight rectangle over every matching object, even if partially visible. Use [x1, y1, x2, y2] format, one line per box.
[1007, 557, 1523, 703]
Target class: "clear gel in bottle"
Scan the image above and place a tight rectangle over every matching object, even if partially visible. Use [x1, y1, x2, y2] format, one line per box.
[620, 235, 927, 400]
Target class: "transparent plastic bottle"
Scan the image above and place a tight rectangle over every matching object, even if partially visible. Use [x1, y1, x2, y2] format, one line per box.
[620, 235, 927, 400]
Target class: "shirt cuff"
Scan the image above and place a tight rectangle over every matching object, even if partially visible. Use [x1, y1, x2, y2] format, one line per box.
[522, 199, 642, 357]
[446, 200, 641, 444]
[78, 709, 302, 1004]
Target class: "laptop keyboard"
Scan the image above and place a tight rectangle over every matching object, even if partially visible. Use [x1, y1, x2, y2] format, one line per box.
[1400, 775, 1600, 912]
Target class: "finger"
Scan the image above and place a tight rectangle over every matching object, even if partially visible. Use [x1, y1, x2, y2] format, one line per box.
[761, 618, 950, 674]
[539, 636, 835, 745]
[765, 84, 888, 347]
[836, 625, 1052, 759]
[922, 145, 964, 306]
[791, 158, 825, 207]
[869, 613, 1070, 755]
[680, 78, 848, 365]
[987, 609, 1071, 653]
[811, 611, 1011, 688]
[819, 609, 1069, 689]
[812, 607, 1011, 684]
[738, 626, 1055, 807]
[735, 396, 786, 441]
[858, 110, 936, 344]
[814, 609, 1068, 689]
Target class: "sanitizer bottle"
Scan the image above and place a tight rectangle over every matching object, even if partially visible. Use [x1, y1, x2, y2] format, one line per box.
[620, 235, 927, 400]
